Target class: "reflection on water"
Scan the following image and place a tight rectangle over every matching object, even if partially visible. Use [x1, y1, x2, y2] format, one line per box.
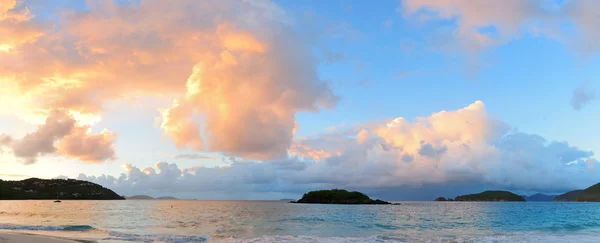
[2, 200, 600, 242]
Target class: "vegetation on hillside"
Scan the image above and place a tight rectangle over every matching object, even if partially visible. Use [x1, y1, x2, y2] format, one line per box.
[454, 190, 525, 202]
[576, 183, 600, 202]
[294, 189, 391, 204]
[0, 178, 124, 200]
[553, 190, 583, 202]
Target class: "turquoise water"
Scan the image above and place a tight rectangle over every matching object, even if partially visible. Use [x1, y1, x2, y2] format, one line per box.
[1, 200, 600, 242]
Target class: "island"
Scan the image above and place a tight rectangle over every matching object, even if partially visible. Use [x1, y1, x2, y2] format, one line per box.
[292, 189, 392, 204]
[0, 178, 124, 200]
[156, 196, 178, 200]
[575, 183, 600, 202]
[125, 195, 179, 200]
[553, 190, 583, 202]
[454, 190, 525, 202]
[126, 195, 155, 200]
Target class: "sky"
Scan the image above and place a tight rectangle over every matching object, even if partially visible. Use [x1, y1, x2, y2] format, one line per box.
[0, 0, 599, 200]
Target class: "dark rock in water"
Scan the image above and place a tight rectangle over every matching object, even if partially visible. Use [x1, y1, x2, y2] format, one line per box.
[454, 190, 525, 202]
[293, 189, 392, 205]
[553, 190, 583, 202]
[0, 178, 124, 200]
[434, 197, 447, 201]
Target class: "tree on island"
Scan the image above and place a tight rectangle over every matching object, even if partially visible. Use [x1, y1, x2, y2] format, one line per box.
[294, 189, 393, 204]
[0, 178, 124, 200]
[454, 190, 525, 202]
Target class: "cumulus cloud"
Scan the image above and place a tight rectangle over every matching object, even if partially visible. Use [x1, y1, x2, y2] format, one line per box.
[56, 126, 117, 163]
[6, 110, 116, 164]
[11, 110, 76, 164]
[160, 18, 338, 160]
[571, 82, 595, 110]
[1, 0, 337, 160]
[79, 101, 597, 199]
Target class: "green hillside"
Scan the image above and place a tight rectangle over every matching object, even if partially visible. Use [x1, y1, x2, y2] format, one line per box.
[454, 190, 525, 202]
[0, 178, 124, 200]
[553, 190, 583, 202]
[576, 183, 600, 202]
[294, 189, 391, 204]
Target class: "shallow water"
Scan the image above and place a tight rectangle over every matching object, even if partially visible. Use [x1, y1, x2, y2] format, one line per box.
[1, 200, 600, 242]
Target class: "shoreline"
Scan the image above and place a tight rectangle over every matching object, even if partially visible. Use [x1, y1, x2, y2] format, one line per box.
[0, 231, 96, 243]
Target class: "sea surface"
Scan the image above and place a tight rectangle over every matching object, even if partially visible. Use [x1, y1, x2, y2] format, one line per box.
[1, 200, 600, 242]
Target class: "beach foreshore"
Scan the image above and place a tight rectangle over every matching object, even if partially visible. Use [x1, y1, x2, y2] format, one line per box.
[0, 231, 95, 243]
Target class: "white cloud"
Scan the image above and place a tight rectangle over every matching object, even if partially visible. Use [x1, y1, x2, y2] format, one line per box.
[79, 101, 597, 199]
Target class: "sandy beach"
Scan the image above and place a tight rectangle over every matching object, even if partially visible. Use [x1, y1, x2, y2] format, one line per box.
[0, 232, 91, 243]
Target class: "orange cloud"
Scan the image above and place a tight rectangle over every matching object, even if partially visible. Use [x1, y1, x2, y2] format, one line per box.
[288, 144, 341, 160]
[1, 0, 336, 162]
[56, 126, 117, 163]
[6, 110, 117, 164]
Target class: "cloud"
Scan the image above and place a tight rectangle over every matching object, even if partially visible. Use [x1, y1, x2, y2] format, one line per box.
[79, 101, 597, 199]
[0, 173, 28, 179]
[0, 134, 12, 146]
[10, 110, 76, 164]
[0, 0, 42, 49]
[571, 82, 595, 110]
[174, 154, 217, 161]
[321, 44, 345, 63]
[1, 0, 338, 160]
[402, 0, 545, 53]
[400, 0, 600, 54]
[160, 19, 339, 160]
[56, 126, 117, 163]
[6, 110, 116, 164]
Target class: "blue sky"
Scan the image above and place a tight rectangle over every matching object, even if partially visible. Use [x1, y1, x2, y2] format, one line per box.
[0, 0, 598, 199]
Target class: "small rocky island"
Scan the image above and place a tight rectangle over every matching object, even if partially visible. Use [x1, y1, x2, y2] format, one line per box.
[454, 190, 525, 202]
[0, 178, 124, 200]
[293, 189, 393, 204]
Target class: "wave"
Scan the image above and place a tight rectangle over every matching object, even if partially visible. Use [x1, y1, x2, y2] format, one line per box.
[3, 224, 600, 243]
[105, 231, 208, 242]
[213, 234, 600, 243]
[213, 235, 403, 243]
[0, 224, 96, 231]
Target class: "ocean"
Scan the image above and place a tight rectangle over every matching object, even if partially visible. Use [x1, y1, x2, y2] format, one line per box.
[1, 200, 600, 242]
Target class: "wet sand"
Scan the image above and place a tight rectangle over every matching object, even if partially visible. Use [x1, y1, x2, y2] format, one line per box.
[0, 232, 94, 243]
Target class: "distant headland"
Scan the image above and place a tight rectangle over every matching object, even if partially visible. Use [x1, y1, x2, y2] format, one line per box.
[292, 189, 394, 205]
[454, 190, 526, 202]
[126, 195, 179, 200]
[0, 178, 124, 200]
[434, 182, 600, 202]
